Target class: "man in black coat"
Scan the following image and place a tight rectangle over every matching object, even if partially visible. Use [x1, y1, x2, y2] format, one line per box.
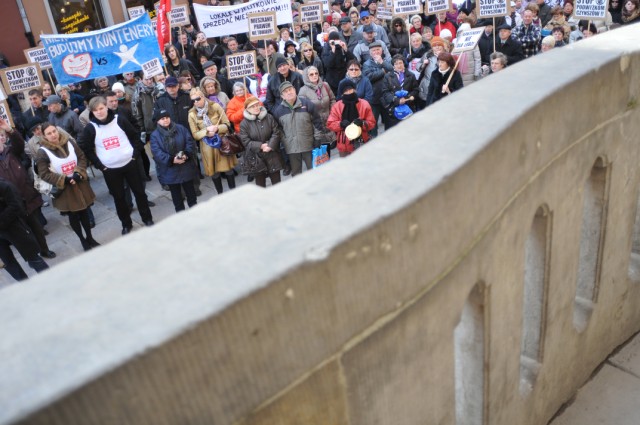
[264, 57, 304, 113]
[321, 32, 352, 95]
[0, 179, 49, 281]
[477, 19, 500, 65]
[495, 24, 525, 66]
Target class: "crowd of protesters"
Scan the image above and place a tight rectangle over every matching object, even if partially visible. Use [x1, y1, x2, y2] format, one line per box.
[0, 0, 637, 282]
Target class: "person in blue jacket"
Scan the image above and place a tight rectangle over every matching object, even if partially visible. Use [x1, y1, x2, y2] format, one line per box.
[150, 109, 197, 213]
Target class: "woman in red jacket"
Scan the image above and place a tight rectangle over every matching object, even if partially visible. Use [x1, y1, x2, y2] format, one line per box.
[326, 81, 376, 157]
[225, 82, 259, 132]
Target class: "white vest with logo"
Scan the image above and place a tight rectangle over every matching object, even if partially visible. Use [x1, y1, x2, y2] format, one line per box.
[91, 115, 134, 168]
[40, 142, 78, 177]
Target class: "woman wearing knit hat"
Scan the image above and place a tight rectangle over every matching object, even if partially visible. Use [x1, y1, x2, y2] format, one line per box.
[239, 97, 284, 187]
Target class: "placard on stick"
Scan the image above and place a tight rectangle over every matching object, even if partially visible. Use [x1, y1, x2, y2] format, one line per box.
[23, 47, 52, 71]
[393, 0, 422, 16]
[0, 84, 6, 102]
[573, 0, 607, 19]
[299, 2, 324, 24]
[376, 6, 393, 21]
[0, 101, 15, 128]
[0, 63, 44, 95]
[451, 27, 485, 53]
[476, 0, 510, 18]
[424, 0, 452, 15]
[170, 5, 191, 27]
[248, 11, 278, 41]
[128, 6, 146, 20]
[226, 51, 257, 80]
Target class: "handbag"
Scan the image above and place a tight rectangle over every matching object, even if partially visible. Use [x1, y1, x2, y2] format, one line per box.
[220, 133, 245, 156]
[239, 148, 267, 175]
[32, 166, 64, 199]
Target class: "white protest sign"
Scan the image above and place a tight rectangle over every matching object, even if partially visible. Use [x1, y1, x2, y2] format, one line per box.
[226, 51, 257, 80]
[425, 0, 451, 15]
[194, 0, 292, 38]
[476, 0, 509, 18]
[128, 6, 147, 20]
[393, 0, 422, 16]
[321, 0, 330, 15]
[142, 58, 165, 79]
[248, 11, 278, 41]
[573, 0, 607, 19]
[170, 5, 191, 27]
[376, 6, 393, 20]
[386, 0, 393, 7]
[300, 2, 324, 24]
[451, 27, 485, 53]
[0, 64, 43, 95]
[0, 84, 5, 102]
[151, 18, 157, 33]
[0, 101, 14, 127]
[24, 47, 52, 70]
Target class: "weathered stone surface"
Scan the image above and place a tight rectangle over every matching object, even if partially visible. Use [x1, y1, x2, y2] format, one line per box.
[0, 25, 639, 425]
[610, 332, 640, 378]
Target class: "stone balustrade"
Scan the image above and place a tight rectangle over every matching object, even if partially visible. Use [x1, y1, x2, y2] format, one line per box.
[1, 25, 639, 425]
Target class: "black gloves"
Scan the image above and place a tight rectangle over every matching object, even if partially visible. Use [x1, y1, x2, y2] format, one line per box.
[64, 176, 72, 185]
[72, 171, 83, 181]
[340, 119, 350, 129]
[353, 118, 363, 127]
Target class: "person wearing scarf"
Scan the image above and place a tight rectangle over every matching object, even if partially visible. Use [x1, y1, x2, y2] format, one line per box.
[199, 76, 230, 110]
[187, 87, 237, 195]
[150, 109, 197, 213]
[326, 80, 376, 157]
[426, 51, 464, 106]
[225, 82, 258, 132]
[298, 67, 337, 156]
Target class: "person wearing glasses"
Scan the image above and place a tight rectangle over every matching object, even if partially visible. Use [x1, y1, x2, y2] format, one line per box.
[297, 41, 324, 76]
[389, 17, 409, 56]
[298, 67, 336, 156]
[188, 87, 236, 194]
[356, 11, 390, 48]
[609, 0, 624, 24]
[337, 60, 373, 103]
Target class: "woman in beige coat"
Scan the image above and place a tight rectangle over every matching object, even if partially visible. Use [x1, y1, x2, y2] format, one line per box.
[187, 87, 237, 194]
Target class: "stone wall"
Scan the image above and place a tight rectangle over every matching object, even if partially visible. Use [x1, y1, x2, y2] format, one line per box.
[1, 25, 639, 425]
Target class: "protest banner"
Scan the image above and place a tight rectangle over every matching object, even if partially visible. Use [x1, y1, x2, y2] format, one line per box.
[24, 47, 52, 70]
[451, 27, 485, 53]
[376, 6, 393, 21]
[170, 5, 191, 27]
[226, 51, 257, 80]
[127, 6, 146, 20]
[393, 0, 422, 16]
[573, 0, 607, 19]
[424, 0, 452, 15]
[299, 2, 324, 24]
[0, 63, 43, 95]
[248, 11, 278, 41]
[0, 84, 5, 102]
[40, 14, 164, 85]
[321, 0, 330, 15]
[194, 0, 292, 38]
[476, 0, 509, 18]
[151, 18, 157, 33]
[386, 0, 393, 8]
[0, 102, 14, 127]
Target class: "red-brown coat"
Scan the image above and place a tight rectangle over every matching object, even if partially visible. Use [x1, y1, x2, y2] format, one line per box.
[326, 98, 376, 154]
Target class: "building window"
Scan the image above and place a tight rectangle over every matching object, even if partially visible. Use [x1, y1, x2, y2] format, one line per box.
[48, 0, 106, 34]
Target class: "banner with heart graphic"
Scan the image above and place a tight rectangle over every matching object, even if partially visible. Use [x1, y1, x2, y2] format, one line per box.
[40, 14, 165, 85]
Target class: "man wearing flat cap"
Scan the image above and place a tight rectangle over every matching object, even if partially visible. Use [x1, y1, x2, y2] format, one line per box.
[495, 23, 525, 65]
[271, 82, 324, 176]
[339, 16, 363, 53]
[353, 24, 391, 64]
